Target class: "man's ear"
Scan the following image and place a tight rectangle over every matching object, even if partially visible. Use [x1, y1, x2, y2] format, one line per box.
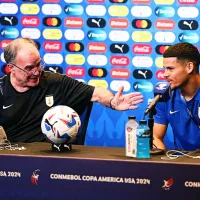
[7, 64, 14, 71]
[187, 62, 194, 74]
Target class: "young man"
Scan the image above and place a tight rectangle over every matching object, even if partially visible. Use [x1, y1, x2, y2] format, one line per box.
[0, 38, 143, 142]
[153, 42, 200, 151]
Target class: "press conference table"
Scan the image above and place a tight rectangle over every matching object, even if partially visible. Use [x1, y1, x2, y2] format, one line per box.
[0, 142, 200, 200]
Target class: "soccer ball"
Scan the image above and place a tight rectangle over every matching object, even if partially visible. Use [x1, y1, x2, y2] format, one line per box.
[41, 105, 81, 144]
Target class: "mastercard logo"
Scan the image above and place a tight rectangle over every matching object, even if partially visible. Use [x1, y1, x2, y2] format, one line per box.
[132, 19, 151, 29]
[65, 42, 84, 52]
[155, 45, 170, 55]
[88, 68, 107, 78]
[43, 17, 61, 27]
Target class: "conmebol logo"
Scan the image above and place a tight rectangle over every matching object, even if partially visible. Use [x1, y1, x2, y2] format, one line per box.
[133, 81, 153, 92]
[132, 44, 152, 54]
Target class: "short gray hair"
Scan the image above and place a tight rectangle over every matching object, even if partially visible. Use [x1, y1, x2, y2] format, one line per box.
[4, 38, 38, 64]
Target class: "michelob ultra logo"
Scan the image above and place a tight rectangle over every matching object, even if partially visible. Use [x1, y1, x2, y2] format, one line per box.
[132, 31, 152, 42]
[65, 54, 85, 65]
[43, 29, 62, 40]
[154, 0, 174, 4]
[88, 80, 108, 88]
[155, 57, 164, 68]
[20, 4, 40, 15]
[108, 5, 129, 17]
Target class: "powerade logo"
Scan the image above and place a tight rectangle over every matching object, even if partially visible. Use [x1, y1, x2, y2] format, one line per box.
[133, 81, 153, 92]
[65, 5, 83, 15]
[1, 28, 19, 38]
[155, 7, 175, 17]
[179, 32, 199, 43]
[87, 30, 107, 41]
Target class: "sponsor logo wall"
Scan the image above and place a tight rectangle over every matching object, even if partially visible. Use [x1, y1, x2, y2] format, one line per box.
[0, 0, 199, 148]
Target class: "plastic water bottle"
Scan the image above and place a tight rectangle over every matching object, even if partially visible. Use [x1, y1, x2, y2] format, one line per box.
[136, 120, 150, 159]
[125, 116, 138, 157]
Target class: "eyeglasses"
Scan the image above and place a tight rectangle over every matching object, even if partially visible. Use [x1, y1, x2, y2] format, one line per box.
[9, 60, 45, 75]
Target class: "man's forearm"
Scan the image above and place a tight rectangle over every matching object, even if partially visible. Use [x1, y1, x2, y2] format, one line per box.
[153, 137, 166, 150]
[90, 88, 114, 107]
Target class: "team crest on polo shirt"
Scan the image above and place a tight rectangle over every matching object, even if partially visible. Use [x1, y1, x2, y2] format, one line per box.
[45, 95, 54, 107]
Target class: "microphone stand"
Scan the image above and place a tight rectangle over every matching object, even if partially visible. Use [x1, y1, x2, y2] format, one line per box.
[148, 107, 165, 155]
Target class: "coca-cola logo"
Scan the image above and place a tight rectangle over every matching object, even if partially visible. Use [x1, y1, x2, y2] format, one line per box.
[21, 16, 40, 26]
[110, 68, 130, 78]
[132, 44, 152, 54]
[43, 42, 62, 52]
[156, 70, 166, 80]
[66, 67, 85, 77]
[110, 56, 129, 66]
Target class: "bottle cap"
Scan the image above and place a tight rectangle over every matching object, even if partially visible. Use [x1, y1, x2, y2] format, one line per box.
[139, 120, 147, 125]
[128, 116, 136, 120]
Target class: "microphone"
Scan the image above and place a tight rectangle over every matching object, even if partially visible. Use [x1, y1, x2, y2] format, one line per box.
[144, 82, 171, 116]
